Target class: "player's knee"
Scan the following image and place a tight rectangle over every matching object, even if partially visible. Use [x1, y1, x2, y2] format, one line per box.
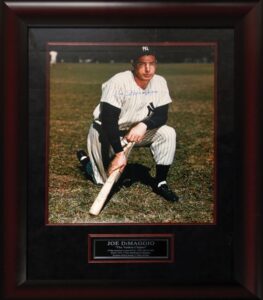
[159, 125, 176, 141]
[168, 126, 176, 140]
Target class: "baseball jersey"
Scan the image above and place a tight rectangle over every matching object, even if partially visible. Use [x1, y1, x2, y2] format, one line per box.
[93, 70, 172, 130]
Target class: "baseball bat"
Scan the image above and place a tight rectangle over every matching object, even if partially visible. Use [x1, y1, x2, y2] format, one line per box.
[89, 142, 135, 216]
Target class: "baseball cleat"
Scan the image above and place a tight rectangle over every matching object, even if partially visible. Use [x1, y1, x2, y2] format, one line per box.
[76, 150, 89, 166]
[154, 184, 179, 202]
[76, 150, 96, 183]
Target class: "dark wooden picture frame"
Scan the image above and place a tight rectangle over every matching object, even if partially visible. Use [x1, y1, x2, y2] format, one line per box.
[1, 1, 262, 299]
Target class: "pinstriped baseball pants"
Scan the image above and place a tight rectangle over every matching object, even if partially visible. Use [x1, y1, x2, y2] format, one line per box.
[87, 122, 176, 185]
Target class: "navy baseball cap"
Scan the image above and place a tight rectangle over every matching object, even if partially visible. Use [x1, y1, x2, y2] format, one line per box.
[133, 46, 156, 63]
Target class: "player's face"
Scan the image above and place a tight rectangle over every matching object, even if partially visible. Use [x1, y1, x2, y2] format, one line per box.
[133, 55, 157, 83]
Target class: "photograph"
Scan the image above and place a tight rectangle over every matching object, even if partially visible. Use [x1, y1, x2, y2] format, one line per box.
[47, 42, 216, 224]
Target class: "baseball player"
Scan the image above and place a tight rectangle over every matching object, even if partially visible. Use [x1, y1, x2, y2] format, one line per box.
[77, 46, 179, 202]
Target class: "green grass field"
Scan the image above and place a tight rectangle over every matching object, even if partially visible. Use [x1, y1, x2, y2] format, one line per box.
[48, 62, 214, 224]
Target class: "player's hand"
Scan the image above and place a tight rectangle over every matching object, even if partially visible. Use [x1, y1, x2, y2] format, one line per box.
[107, 151, 127, 176]
[125, 122, 147, 143]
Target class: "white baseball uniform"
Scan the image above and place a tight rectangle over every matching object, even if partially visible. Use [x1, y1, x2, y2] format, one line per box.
[87, 70, 176, 184]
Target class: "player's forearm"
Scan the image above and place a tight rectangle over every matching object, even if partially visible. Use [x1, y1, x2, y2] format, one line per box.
[142, 104, 168, 129]
[100, 102, 123, 153]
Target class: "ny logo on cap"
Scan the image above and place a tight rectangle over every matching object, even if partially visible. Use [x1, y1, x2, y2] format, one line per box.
[142, 46, 149, 51]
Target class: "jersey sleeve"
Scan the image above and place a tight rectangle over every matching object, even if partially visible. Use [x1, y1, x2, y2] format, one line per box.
[142, 104, 168, 130]
[156, 76, 172, 107]
[100, 77, 123, 109]
[100, 102, 123, 153]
